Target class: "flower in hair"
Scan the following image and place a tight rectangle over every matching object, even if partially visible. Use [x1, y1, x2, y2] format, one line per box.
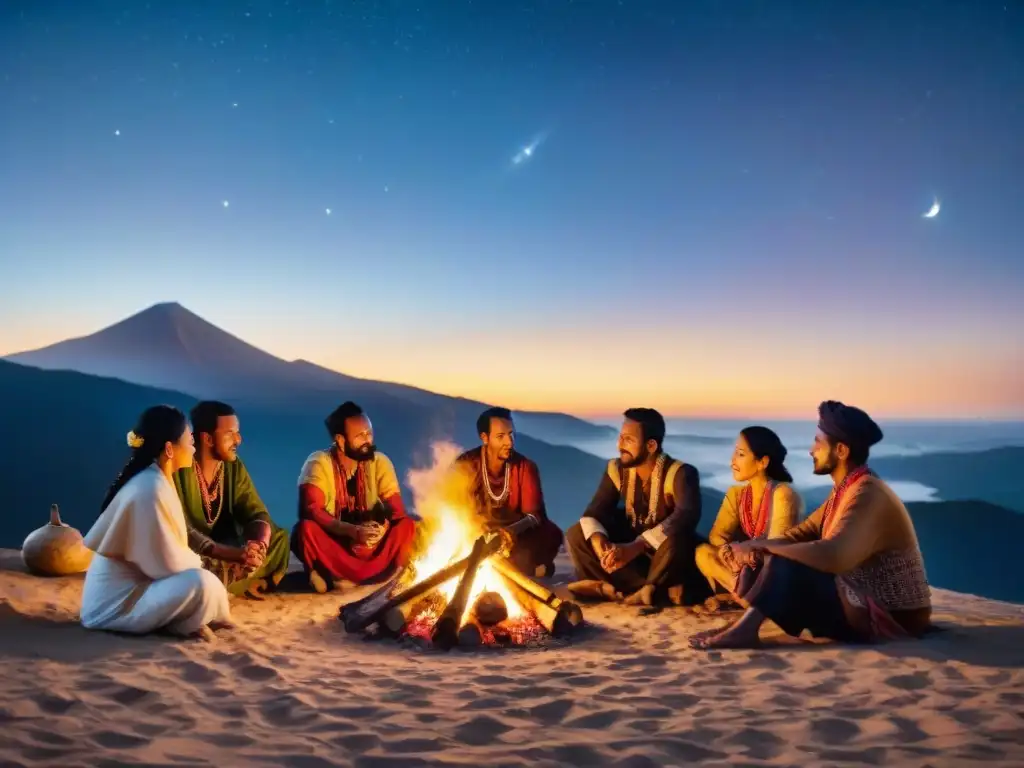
[126, 430, 145, 449]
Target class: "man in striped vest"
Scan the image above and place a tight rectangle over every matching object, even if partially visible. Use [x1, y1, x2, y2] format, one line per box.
[566, 408, 707, 608]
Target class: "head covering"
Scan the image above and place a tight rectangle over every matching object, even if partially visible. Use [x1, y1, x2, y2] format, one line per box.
[817, 400, 883, 449]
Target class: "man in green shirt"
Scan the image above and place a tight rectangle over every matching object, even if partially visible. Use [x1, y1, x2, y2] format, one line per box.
[174, 400, 290, 597]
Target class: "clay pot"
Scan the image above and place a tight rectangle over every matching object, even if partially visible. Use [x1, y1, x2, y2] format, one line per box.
[21, 504, 93, 576]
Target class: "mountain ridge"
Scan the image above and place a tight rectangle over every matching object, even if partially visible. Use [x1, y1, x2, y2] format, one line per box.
[4, 302, 611, 445]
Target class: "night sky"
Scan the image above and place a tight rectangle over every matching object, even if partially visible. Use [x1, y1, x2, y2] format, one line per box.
[1, 1, 1022, 418]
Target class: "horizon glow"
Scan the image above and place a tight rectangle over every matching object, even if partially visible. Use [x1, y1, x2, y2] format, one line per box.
[1, 3, 1022, 420]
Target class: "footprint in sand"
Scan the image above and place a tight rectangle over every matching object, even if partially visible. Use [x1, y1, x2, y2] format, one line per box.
[90, 730, 152, 749]
[330, 732, 381, 752]
[810, 717, 863, 746]
[107, 685, 154, 706]
[32, 693, 79, 715]
[565, 709, 623, 729]
[387, 737, 447, 753]
[239, 663, 279, 682]
[527, 698, 575, 725]
[324, 705, 382, 721]
[885, 671, 932, 691]
[259, 694, 321, 728]
[459, 696, 509, 711]
[24, 728, 74, 746]
[453, 714, 512, 746]
[734, 727, 787, 760]
[178, 660, 221, 684]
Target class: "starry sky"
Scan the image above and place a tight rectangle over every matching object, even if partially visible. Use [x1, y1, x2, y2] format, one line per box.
[1, 0, 1022, 419]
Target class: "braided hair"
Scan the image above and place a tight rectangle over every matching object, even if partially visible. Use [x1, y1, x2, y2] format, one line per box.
[100, 405, 188, 513]
[739, 425, 793, 483]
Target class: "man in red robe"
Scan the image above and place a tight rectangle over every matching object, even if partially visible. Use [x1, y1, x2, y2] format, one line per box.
[290, 401, 417, 593]
[450, 407, 564, 578]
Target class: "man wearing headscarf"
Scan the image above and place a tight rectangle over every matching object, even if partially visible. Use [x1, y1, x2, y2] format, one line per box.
[690, 400, 932, 650]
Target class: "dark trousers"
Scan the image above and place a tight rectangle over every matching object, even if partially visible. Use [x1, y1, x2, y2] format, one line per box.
[505, 517, 564, 575]
[566, 520, 709, 602]
[746, 555, 860, 641]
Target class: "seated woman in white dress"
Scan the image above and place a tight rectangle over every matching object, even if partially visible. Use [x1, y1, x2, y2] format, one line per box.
[81, 405, 232, 639]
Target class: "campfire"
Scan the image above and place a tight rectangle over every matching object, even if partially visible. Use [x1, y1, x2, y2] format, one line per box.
[339, 443, 584, 650]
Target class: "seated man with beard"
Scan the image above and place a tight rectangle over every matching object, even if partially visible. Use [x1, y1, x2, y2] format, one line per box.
[566, 408, 708, 608]
[290, 401, 418, 593]
[689, 401, 932, 650]
[174, 401, 291, 598]
[450, 407, 564, 578]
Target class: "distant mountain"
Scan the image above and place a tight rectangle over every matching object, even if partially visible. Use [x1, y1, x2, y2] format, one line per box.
[906, 500, 1024, 604]
[0, 360, 616, 550]
[4, 302, 611, 445]
[873, 447, 1023, 513]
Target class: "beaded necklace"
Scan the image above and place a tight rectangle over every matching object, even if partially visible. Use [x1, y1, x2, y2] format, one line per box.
[624, 452, 666, 529]
[480, 447, 511, 507]
[194, 460, 225, 527]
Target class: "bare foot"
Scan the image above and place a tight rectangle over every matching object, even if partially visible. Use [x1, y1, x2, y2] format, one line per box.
[244, 579, 269, 600]
[689, 621, 761, 650]
[667, 585, 684, 606]
[568, 580, 621, 601]
[209, 619, 236, 631]
[623, 584, 655, 607]
[194, 626, 217, 644]
[309, 571, 329, 594]
[688, 618, 737, 643]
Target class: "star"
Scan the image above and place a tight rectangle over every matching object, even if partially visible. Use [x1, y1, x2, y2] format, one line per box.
[114, 129, 120, 136]
[325, 208, 331, 215]
[222, 200, 230, 208]
[512, 133, 546, 166]
[232, 102, 238, 108]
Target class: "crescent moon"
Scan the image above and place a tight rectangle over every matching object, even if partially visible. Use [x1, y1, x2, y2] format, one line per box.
[923, 199, 941, 219]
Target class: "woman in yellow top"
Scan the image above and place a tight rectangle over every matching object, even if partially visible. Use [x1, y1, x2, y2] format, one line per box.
[695, 426, 803, 611]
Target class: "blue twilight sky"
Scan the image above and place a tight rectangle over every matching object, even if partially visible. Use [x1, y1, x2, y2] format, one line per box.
[1, 0, 1022, 418]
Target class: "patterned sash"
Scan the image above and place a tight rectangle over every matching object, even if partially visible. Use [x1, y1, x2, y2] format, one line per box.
[739, 481, 774, 539]
[821, 466, 872, 536]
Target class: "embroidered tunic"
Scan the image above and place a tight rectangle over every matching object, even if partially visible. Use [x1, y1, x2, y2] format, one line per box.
[451, 448, 564, 571]
[579, 453, 701, 551]
[292, 448, 416, 583]
[174, 458, 291, 595]
[782, 472, 932, 637]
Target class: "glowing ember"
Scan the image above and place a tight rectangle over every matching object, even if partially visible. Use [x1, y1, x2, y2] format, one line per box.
[406, 502, 525, 627]
[341, 440, 584, 649]
[399, 441, 528, 641]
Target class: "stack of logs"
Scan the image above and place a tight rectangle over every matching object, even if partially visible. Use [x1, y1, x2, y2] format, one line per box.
[340, 533, 584, 650]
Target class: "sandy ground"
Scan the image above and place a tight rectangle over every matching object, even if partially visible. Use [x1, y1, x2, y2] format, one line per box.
[1, 548, 1023, 768]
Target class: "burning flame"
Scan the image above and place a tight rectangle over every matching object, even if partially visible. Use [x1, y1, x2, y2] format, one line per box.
[406, 442, 524, 626]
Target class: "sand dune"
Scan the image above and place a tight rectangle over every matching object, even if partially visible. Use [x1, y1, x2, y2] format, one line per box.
[1, 548, 1023, 767]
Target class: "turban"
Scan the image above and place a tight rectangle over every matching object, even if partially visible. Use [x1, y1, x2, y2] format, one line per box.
[817, 400, 883, 449]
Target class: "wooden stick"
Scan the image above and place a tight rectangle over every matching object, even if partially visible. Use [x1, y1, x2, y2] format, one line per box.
[490, 555, 585, 629]
[457, 619, 484, 648]
[338, 571, 405, 633]
[506, 580, 583, 637]
[431, 536, 489, 650]
[340, 534, 502, 633]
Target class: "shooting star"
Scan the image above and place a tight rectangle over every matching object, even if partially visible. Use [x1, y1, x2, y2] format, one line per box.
[512, 133, 546, 166]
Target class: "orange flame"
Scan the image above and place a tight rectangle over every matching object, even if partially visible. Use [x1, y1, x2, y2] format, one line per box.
[405, 442, 523, 626]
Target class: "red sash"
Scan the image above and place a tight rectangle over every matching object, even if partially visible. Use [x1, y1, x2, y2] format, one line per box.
[821, 466, 872, 536]
[739, 481, 774, 539]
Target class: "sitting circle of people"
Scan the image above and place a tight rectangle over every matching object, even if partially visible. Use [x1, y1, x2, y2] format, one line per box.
[80, 398, 932, 648]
